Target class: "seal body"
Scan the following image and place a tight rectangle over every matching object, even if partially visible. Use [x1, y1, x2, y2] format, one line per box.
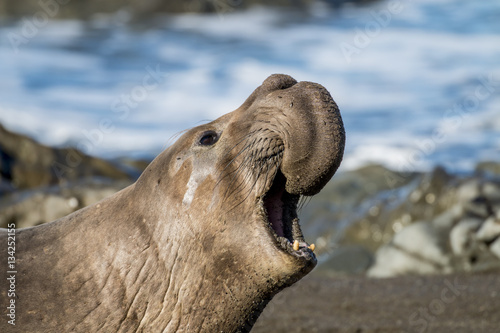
[0, 74, 345, 332]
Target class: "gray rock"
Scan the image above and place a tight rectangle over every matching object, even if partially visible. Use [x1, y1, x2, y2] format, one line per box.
[463, 196, 491, 219]
[0, 180, 130, 229]
[483, 182, 500, 202]
[368, 177, 500, 277]
[489, 238, 500, 259]
[456, 179, 481, 205]
[0, 124, 136, 191]
[368, 220, 452, 278]
[450, 218, 482, 256]
[476, 216, 500, 242]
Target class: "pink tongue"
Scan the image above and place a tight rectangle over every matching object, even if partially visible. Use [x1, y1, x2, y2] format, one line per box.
[264, 188, 285, 237]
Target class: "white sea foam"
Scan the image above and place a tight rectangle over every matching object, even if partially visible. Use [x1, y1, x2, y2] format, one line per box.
[0, 0, 498, 171]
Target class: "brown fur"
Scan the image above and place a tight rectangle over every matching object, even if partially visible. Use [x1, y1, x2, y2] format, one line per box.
[0, 74, 345, 332]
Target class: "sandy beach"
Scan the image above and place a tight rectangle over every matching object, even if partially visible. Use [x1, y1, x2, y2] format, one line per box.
[253, 272, 499, 333]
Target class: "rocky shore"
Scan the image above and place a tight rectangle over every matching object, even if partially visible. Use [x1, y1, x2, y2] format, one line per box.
[0, 0, 376, 20]
[307, 162, 500, 278]
[0, 124, 145, 228]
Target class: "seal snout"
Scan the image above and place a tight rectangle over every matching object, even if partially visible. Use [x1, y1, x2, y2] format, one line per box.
[214, 73, 343, 269]
[274, 79, 345, 197]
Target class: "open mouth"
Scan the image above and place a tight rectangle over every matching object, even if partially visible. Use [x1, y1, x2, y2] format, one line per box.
[260, 171, 316, 261]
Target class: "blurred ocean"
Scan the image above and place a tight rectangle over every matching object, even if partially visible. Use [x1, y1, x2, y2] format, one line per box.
[0, 0, 499, 173]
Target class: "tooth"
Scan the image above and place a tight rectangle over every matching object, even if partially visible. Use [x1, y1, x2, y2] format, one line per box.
[308, 244, 315, 251]
[293, 240, 299, 251]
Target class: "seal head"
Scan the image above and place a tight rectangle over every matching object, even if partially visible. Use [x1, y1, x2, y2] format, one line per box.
[131, 73, 345, 329]
[0, 74, 345, 333]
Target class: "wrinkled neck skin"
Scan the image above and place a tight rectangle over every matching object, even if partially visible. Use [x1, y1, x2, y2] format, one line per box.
[115, 148, 301, 332]
[12, 153, 296, 333]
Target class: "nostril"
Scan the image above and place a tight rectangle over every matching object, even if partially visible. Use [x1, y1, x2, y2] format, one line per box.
[262, 74, 297, 92]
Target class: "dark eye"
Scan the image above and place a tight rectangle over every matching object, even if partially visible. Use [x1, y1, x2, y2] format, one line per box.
[199, 131, 219, 146]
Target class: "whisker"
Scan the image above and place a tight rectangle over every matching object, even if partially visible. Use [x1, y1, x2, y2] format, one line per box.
[219, 137, 256, 175]
[213, 126, 285, 212]
[220, 145, 256, 200]
[216, 142, 253, 190]
[298, 196, 312, 212]
[164, 129, 189, 148]
[227, 157, 269, 212]
[219, 130, 260, 161]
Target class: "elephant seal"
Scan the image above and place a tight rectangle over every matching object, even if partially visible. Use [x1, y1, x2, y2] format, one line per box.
[0, 74, 345, 332]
